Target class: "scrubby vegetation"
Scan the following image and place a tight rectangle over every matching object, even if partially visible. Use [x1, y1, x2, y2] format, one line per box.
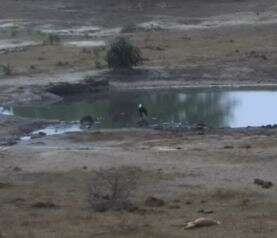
[34, 32, 61, 45]
[43, 33, 60, 45]
[89, 166, 141, 212]
[107, 37, 143, 69]
[0, 64, 12, 76]
[93, 47, 107, 69]
[121, 23, 139, 33]
[9, 26, 19, 38]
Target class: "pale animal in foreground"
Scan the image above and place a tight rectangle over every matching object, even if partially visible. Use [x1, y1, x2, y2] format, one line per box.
[184, 217, 221, 229]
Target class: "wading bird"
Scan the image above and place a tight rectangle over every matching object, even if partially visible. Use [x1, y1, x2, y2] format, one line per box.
[138, 104, 148, 119]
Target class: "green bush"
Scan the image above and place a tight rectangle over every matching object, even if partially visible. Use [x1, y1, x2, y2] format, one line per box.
[43, 33, 60, 45]
[9, 26, 19, 38]
[107, 37, 143, 69]
[121, 23, 138, 33]
[34, 32, 60, 45]
[93, 47, 107, 69]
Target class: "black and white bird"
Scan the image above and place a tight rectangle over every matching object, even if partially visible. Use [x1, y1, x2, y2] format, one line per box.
[138, 104, 148, 119]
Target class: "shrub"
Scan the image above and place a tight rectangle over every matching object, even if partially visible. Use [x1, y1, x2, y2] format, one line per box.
[34, 32, 60, 45]
[107, 37, 143, 69]
[93, 47, 107, 69]
[0, 64, 11, 76]
[9, 26, 19, 38]
[44, 33, 60, 45]
[89, 166, 141, 212]
[121, 23, 138, 33]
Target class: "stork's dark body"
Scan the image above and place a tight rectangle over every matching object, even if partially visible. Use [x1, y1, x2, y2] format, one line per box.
[139, 106, 148, 118]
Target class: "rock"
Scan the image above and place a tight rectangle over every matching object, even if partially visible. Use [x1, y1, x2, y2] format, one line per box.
[0, 182, 12, 189]
[184, 217, 221, 229]
[198, 209, 214, 214]
[31, 202, 58, 209]
[263, 124, 274, 129]
[254, 178, 266, 185]
[13, 198, 25, 203]
[0, 138, 18, 146]
[91, 199, 135, 212]
[137, 119, 149, 127]
[239, 144, 251, 149]
[169, 205, 180, 209]
[30, 134, 40, 139]
[31, 142, 46, 145]
[80, 115, 95, 129]
[249, 50, 256, 56]
[241, 199, 250, 206]
[13, 167, 22, 172]
[223, 145, 234, 149]
[262, 181, 273, 189]
[12, 198, 26, 208]
[152, 124, 163, 130]
[194, 123, 206, 130]
[261, 54, 268, 60]
[145, 196, 165, 207]
[46, 79, 109, 96]
[30, 132, 46, 139]
[254, 178, 273, 189]
[156, 46, 164, 51]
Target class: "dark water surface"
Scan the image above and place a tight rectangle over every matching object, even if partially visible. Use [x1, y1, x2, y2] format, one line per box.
[6, 88, 277, 129]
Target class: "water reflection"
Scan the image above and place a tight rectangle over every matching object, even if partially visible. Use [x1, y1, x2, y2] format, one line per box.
[3, 89, 277, 128]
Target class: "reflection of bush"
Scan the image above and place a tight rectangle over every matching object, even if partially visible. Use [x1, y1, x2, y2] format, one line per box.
[89, 166, 141, 212]
[107, 37, 143, 69]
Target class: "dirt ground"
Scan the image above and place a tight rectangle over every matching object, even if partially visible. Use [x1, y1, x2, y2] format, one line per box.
[0, 128, 276, 237]
[0, 0, 277, 237]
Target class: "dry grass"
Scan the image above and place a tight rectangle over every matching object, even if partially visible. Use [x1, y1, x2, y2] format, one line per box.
[0, 170, 275, 238]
